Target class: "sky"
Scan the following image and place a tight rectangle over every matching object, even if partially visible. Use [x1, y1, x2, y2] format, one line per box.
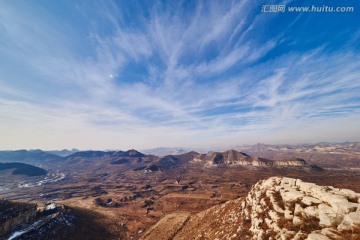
[0, 0, 360, 150]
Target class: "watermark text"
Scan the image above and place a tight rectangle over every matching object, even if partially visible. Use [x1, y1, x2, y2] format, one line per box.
[261, 5, 355, 13]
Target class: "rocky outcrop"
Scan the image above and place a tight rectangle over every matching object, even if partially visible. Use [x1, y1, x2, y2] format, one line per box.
[0, 200, 37, 237]
[144, 177, 360, 240]
[240, 177, 360, 239]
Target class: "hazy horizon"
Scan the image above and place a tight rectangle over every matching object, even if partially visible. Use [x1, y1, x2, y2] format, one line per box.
[1, 140, 359, 152]
[1, 1, 360, 150]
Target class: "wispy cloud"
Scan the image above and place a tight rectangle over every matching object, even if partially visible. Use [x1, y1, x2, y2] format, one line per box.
[0, 0, 359, 149]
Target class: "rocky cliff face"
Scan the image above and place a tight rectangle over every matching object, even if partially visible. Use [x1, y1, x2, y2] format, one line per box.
[194, 150, 307, 167]
[143, 177, 360, 240]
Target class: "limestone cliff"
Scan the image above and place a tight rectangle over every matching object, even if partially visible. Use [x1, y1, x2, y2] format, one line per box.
[194, 150, 307, 167]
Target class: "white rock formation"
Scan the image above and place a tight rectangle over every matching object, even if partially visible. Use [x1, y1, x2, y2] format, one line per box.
[241, 177, 360, 239]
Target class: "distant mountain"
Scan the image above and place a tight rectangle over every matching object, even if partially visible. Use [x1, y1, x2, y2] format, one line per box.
[232, 142, 360, 167]
[65, 149, 146, 159]
[234, 142, 360, 154]
[157, 151, 199, 169]
[91, 150, 197, 172]
[0, 150, 61, 165]
[66, 150, 116, 159]
[0, 149, 150, 167]
[0, 162, 47, 176]
[60, 149, 158, 170]
[45, 149, 79, 157]
[122, 149, 146, 158]
[141, 147, 189, 156]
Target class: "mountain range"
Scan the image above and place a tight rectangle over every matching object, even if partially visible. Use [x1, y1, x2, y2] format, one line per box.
[0, 149, 311, 173]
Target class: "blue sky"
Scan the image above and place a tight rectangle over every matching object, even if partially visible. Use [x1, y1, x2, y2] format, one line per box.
[0, 0, 360, 150]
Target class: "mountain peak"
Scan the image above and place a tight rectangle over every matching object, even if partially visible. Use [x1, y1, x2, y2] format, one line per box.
[126, 149, 145, 157]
